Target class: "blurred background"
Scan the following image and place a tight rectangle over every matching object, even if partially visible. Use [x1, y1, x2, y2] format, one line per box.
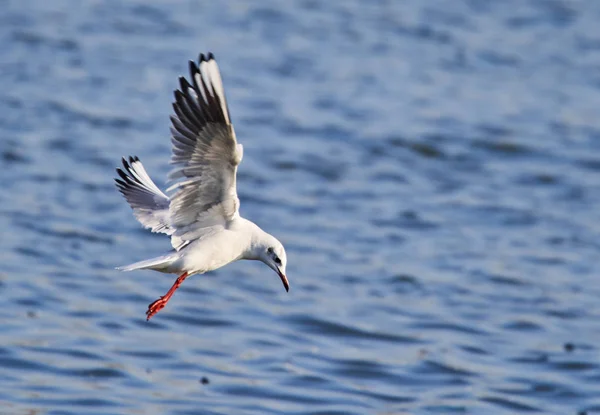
[1, 0, 600, 414]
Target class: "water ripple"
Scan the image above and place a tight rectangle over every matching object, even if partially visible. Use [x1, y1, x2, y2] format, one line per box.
[1, 1, 600, 414]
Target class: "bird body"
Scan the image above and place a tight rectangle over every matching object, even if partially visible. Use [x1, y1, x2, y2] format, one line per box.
[120, 217, 276, 275]
[115, 53, 289, 320]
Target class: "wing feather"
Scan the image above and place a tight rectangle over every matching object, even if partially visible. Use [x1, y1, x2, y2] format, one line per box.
[167, 52, 242, 248]
[115, 157, 172, 235]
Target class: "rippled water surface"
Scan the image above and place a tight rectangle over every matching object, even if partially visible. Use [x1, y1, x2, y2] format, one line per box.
[2, 1, 600, 414]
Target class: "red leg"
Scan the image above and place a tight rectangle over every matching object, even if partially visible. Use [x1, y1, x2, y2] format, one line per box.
[146, 272, 189, 321]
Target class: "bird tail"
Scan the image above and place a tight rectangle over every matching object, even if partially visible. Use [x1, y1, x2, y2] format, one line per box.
[117, 253, 179, 273]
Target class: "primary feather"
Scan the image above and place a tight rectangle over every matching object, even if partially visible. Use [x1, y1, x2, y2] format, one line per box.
[115, 156, 172, 235]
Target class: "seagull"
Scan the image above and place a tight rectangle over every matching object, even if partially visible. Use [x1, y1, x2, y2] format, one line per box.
[115, 53, 289, 320]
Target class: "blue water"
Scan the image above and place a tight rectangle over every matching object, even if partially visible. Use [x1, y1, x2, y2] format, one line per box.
[2, 1, 600, 414]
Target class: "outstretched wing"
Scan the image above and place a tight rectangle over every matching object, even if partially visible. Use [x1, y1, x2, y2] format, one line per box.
[167, 52, 243, 247]
[115, 156, 172, 234]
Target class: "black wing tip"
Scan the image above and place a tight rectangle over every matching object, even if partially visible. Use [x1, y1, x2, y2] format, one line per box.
[173, 52, 227, 128]
[185, 52, 217, 81]
[174, 82, 194, 108]
[189, 60, 198, 75]
[179, 76, 191, 90]
[115, 169, 133, 193]
[116, 155, 142, 185]
[116, 167, 130, 182]
[114, 177, 129, 193]
[121, 155, 139, 170]
[174, 89, 185, 102]
[198, 52, 215, 65]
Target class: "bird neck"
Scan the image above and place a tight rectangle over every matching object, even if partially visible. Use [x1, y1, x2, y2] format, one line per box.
[237, 218, 270, 260]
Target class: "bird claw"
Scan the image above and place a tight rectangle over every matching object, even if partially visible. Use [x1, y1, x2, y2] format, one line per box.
[144, 272, 189, 321]
[146, 297, 167, 321]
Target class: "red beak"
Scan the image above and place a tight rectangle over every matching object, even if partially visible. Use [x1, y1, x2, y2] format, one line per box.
[277, 269, 290, 292]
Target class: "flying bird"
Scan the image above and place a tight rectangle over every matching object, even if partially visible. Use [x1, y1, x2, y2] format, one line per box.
[115, 53, 289, 320]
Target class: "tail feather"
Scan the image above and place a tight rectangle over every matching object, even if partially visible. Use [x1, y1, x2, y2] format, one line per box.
[117, 253, 179, 272]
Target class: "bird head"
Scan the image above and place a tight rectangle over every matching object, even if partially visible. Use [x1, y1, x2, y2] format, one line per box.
[259, 237, 289, 292]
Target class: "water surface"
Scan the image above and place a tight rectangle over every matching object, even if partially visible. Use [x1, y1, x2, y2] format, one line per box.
[2, 1, 600, 414]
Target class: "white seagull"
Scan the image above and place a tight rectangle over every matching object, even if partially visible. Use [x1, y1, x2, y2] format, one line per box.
[115, 52, 289, 320]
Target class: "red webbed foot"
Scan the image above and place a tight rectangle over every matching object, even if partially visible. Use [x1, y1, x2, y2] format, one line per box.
[145, 272, 189, 321]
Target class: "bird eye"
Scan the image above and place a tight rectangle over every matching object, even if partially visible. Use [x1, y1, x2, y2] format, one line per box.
[274, 256, 281, 265]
